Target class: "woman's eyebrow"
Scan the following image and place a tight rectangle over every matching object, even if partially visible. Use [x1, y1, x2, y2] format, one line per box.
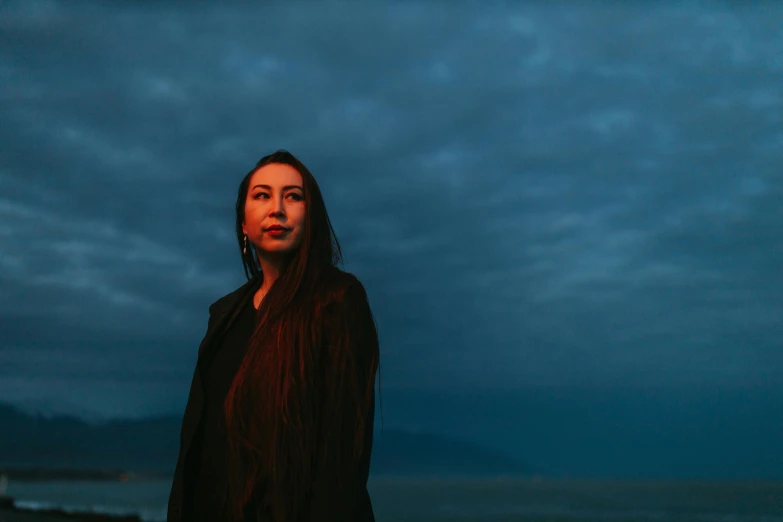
[251, 184, 303, 191]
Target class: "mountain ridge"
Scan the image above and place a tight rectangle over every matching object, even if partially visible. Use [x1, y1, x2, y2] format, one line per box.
[0, 401, 534, 476]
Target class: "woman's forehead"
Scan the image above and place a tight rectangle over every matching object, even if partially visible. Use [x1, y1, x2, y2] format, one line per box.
[250, 163, 303, 187]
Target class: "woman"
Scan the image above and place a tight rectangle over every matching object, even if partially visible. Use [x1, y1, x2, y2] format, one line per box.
[166, 150, 382, 522]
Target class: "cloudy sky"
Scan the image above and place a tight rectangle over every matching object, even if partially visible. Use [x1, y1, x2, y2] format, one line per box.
[1, 2, 781, 476]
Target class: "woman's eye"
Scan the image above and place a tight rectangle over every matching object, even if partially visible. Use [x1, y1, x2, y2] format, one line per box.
[253, 192, 302, 200]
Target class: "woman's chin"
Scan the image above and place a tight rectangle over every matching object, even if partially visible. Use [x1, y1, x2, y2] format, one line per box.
[258, 245, 298, 257]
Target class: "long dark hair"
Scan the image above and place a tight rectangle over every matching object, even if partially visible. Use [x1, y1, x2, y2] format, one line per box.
[224, 150, 382, 521]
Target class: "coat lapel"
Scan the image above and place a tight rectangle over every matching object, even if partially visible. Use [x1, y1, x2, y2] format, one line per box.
[168, 273, 263, 522]
[196, 274, 262, 368]
[181, 274, 262, 459]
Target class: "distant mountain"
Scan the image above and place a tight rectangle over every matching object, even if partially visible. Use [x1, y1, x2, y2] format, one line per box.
[0, 402, 179, 472]
[0, 402, 532, 476]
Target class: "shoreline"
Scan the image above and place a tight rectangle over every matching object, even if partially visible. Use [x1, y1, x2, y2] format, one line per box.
[1, 496, 143, 522]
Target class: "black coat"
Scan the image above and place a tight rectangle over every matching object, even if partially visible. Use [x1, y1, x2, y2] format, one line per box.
[166, 270, 377, 522]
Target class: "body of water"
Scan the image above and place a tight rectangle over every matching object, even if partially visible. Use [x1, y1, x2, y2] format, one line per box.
[6, 476, 783, 521]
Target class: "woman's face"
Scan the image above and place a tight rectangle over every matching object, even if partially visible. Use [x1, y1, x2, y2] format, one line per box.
[242, 163, 306, 258]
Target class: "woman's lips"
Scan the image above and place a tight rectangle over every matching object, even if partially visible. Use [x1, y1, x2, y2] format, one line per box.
[265, 228, 288, 236]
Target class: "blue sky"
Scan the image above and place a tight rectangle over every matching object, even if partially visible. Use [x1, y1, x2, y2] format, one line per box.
[1, 1, 781, 477]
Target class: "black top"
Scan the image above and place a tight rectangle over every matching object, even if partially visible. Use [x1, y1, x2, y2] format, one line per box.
[188, 296, 258, 522]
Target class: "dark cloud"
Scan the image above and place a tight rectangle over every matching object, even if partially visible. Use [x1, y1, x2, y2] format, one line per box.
[1, 0, 782, 433]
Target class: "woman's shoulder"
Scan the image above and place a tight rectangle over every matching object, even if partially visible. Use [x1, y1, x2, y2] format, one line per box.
[205, 268, 368, 316]
[207, 274, 260, 316]
[318, 266, 368, 305]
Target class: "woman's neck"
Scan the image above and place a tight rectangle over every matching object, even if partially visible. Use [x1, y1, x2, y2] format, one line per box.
[254, 253, 290, 308]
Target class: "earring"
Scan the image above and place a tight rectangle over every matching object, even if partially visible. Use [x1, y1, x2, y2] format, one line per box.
[243, 234, 248, 255]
